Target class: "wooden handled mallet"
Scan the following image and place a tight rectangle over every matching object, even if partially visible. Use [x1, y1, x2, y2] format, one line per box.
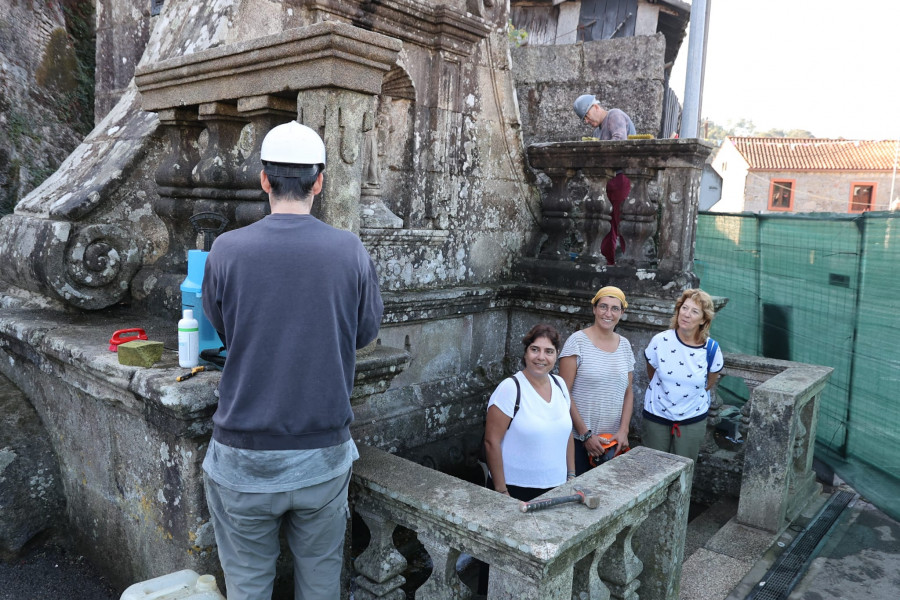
[519, 486, 600, 513]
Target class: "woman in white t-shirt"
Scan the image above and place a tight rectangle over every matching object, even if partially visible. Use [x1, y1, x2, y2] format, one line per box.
[484, 324, 575, 501]
[559, 286, 635, 475]
[642, 288, 724, 463]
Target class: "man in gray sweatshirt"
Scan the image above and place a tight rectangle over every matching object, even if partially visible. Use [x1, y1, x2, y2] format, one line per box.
[201, 121, 384, 600]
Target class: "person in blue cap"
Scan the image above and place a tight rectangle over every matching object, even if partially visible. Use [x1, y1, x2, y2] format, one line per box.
[573, 94, 636, 141]
[573, 95, 636, 264]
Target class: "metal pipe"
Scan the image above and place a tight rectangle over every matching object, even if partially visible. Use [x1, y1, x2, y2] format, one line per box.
[680, 0, 712, 139]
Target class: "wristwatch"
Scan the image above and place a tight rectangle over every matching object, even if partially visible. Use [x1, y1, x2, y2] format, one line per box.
[575, 429, 593, 442]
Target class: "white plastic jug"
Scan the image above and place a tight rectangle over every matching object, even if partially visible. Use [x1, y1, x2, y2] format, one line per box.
[120, 569, 225, 600]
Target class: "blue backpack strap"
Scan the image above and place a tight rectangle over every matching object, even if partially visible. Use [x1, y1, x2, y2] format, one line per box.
[706, 338, 719, 372]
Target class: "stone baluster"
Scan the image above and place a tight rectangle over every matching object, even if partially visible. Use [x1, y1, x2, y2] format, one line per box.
[152, 108, 205, 243]
[702, 386, 723, 454]
[536, 169, 576, 260]
[192, 102, 248, 190]
[415, 533, 472, 599]
[353, 509, 407, 600]
[618, 168, 658, 266]
[298, 89, 376, 234]
[155, 108, 204, 189]
[571, 539, 616, 600]
[598, 520, 646, 600]
[582, 169, 614, 262]
[233, 95, 297, 226]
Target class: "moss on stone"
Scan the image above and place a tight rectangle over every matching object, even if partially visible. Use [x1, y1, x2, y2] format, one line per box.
[117, 341, 165, 368]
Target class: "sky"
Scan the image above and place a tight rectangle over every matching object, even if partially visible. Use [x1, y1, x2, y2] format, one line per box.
[671, 0, 900, 140]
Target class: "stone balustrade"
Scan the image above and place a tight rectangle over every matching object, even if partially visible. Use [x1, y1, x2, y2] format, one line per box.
[700, 354, 833, 533]
[135, 21, 403, 239]
[352, 444, 692, 600]
[524, 139, 715, 295]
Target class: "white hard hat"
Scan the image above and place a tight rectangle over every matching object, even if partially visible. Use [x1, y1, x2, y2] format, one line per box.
[260, 121, 326, 173]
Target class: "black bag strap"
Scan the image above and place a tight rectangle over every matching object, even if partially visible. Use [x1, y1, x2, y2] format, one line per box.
[507, 376, 521, 430]
[549, 373, 568, 401]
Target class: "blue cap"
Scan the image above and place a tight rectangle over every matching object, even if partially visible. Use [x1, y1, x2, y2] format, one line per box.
[574, 94, 597, 119]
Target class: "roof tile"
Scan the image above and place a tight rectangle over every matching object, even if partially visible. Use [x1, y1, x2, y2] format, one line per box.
[728, 137, 899, 171]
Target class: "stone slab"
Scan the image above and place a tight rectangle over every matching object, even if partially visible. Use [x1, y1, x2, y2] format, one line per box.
[685, 497, 739, 560]
[680, 548, 753, 600]
[705, 518, 777, 562]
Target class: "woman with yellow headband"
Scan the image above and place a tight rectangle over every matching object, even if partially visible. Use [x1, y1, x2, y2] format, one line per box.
[559, 286, 635, 475]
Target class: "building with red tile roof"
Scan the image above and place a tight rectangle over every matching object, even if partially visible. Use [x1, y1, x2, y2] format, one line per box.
[710, 137, 900, 213]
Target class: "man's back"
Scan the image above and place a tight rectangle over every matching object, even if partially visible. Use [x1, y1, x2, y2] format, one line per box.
[202, 213, 383, 451]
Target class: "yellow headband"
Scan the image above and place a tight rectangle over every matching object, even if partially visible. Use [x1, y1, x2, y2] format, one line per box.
[591, 286, 628, 309]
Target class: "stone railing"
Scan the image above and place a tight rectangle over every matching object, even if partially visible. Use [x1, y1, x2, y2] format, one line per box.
[352, 444, 692, 600]
[523, 139, 715, 295]
[701, 354, 833, 533]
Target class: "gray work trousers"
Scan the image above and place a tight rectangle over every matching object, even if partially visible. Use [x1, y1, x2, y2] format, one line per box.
[204, 468, 351, 600]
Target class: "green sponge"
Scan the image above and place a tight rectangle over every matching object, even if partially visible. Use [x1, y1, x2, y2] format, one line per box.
[118, 340, 164, 367]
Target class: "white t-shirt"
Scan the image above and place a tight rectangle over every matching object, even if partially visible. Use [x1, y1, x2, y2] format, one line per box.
[559, 331, 634, 434]
[643, 329, 724, 421]
[487, 371, 572, 489]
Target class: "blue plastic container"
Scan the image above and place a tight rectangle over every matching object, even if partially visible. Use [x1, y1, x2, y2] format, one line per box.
[180, 249, 223, 356]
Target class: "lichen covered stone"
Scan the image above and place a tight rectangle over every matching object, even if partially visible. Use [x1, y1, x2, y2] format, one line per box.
[117, 340, 164, 367]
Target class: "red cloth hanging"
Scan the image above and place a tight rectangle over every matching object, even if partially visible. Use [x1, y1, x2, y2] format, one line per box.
[601, 172, 631, 265]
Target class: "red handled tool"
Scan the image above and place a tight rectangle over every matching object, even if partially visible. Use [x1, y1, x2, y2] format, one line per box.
[109, 328, 148, 352]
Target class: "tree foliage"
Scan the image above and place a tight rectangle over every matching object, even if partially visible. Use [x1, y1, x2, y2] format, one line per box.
[701, 118, 816, 142]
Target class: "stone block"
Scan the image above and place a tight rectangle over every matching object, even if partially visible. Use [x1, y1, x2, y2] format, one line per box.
[117, 340, 164, 367]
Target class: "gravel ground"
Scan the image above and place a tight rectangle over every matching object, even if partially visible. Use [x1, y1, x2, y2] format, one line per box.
[0, 542, 118, 600]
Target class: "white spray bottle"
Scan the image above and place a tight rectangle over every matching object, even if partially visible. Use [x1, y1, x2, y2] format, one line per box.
[178, 309, 200, 368]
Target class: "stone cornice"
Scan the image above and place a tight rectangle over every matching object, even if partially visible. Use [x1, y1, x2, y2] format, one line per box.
[304, 0, 492, 57]
[135, 21, 402, 111]
[528, 138, 717, 173]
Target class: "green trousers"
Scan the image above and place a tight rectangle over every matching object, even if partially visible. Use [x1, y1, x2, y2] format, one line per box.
[641, 417, 707, 463]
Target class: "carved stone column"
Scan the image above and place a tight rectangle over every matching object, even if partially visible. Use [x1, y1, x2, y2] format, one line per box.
[155, 108, 204, 189]
[233, 95, 297, 226]
[571, 536, 616, 600]
[416, 533, 472, 600]
[582, 169, 615, 262]
[192, 102, 247, 191]
[598, 521, 645, 600]
[618, 168, 658, 266]
[353, 509, 407, 600]
[298, 89, 376, 234]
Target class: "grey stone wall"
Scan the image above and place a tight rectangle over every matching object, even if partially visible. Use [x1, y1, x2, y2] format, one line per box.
[511, 34, 667, 147]
[0, 0, 94, 214]
[94, 0, 151, 122]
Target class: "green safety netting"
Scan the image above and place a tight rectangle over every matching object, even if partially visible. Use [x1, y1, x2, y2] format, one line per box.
[695, 211, 900, 521]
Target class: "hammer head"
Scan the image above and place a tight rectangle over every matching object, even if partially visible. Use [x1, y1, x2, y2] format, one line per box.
[574, 486, 600, 509]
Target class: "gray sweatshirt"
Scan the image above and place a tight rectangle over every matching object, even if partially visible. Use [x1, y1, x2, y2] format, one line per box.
[202, 213, 383, 450]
